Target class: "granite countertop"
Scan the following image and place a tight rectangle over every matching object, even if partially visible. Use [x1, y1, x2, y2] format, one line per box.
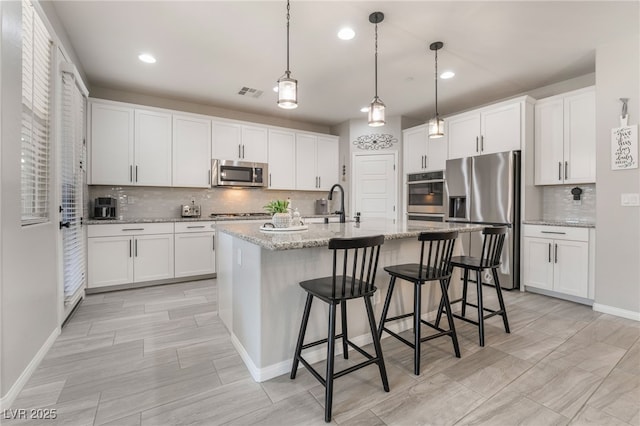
[85, 213, 340, 225]
[218, 218, 485, 251]
[523, 220, 595, 228]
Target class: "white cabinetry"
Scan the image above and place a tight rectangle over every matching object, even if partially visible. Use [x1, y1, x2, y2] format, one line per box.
[295, 134, 339, 191]
[87, 223, 174, 288]
[172, 114, 211, 188]
[403, 124, 447, 173]
[523, 225, 592, 300]
[174, 222, 216, 277]
[90, 100, 172, 186]
[448, 98, 527, 159]
[267, 129, 296, 189]
[212, 121, 268, 163]
[534, 87, 596, 185]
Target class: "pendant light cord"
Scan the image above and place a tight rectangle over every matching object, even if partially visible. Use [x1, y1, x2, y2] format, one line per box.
[434, 46, 439, 117]
[286, 0, 291, 77]
[374, 22, 379, 98]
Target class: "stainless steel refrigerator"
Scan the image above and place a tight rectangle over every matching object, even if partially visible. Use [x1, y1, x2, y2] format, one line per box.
[445, 150, 521, 289]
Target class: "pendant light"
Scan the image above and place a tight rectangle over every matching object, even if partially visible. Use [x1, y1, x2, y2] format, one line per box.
[368, 12, 385, 127]
[428, 41, 445, 138]
[277, 0, 297, 109]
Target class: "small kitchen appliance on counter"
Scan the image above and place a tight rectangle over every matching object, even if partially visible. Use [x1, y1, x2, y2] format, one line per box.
[93, 197, 117, 219]
[315, 199, 330, 215]
[181, 203, 201, 218]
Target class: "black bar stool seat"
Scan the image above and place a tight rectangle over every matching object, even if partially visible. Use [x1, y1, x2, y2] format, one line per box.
[378, 230, 461, 376]
[290, 235, 389, 423]
[436, 226, 511, 347]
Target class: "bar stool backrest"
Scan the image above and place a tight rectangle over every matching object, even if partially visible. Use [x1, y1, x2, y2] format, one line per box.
[417, 230, 459, 281]
[328, 235, 385, 298]
[480, 226, 508, 268]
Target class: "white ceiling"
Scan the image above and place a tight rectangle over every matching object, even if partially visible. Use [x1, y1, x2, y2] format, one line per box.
[51, 1, 639, 127]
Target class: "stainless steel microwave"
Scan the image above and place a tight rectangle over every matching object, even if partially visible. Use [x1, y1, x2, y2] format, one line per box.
[211, 159, 268, 188]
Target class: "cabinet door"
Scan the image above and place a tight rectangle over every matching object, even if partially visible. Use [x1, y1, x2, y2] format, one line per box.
[268, 129, 296, 189]
[212, 121, 242, 160]
[403, 127, 427, 173]
[554, 240, 589, 298]
[90, 102, 134, 185]
[316, 136, 339, 191]
[295, 134, 318, 190]
[481, 102, 521, 154]
[174, 232, 215, 277]
[426, 134, 448, 171]
[534, 99, 565, 185]
[87, 236, 133, 288]
[448, 112, 480, 159]
[563, 89, 596, 184]
[135, 109, 172, 186]
[173, 115, 211, 188]
[133, 234, 174, 282]
[523, 237, 554, 291]
[241, 125, 268, 163]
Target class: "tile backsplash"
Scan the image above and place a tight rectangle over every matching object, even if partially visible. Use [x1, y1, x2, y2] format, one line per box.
[88, 186, 339, 219]
[542, 184, 596, 222]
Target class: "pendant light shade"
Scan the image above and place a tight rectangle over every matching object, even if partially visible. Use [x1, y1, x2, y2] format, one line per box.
[428, 41, 444, 138]
[277, 0, 297, 109]
[368, 12, 385, 127]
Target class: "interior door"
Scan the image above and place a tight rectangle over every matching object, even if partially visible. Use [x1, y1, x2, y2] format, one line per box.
[353, 153, 396, 220]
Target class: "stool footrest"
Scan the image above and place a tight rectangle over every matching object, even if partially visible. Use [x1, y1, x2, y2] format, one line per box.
[295, 353, 381, 386]
[301, 333, 344, 350]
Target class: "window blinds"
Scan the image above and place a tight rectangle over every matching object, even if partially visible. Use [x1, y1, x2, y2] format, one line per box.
[21, 0, 52, 225]
[61, 68, 88, 304]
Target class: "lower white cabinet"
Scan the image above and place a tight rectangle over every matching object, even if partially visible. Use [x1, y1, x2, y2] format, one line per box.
[174, 222, 216, 277]
[523, 224, 592, 299]
[87, 223, 174, 288]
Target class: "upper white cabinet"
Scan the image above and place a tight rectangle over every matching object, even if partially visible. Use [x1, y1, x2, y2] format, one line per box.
[448, 98, 529, 159]
[296, 134, 339, 191]
[212, 121, 268, 163]
[172, 114, 211, 188]
[534, 87, 596, 185]
[90, 100, 172, 186]
[267, 129, 296, 189]
[403, 124, 447, 174]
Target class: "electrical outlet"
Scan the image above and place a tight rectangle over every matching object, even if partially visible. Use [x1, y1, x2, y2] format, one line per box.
[573, 200, 582, 205]
[621, 193, 640, 206]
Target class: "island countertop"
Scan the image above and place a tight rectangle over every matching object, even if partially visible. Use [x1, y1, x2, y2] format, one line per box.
[217, 218, 485, 251]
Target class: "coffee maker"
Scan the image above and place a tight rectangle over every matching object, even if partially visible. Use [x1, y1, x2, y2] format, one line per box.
[93, 197, 117, 219]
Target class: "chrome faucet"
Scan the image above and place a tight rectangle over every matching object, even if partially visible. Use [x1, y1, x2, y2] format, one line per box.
[328, 184, 346, 223]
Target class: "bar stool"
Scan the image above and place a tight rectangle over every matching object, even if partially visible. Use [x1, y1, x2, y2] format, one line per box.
[290, 235, 389, 423]
[378, 230, 460, 376]
[436, 226, 510, 347]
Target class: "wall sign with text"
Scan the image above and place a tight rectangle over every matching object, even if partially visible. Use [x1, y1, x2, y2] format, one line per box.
[611, 124, 638, 170]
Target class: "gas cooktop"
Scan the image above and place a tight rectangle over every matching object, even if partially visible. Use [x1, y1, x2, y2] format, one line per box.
[210, 212, 270, 218]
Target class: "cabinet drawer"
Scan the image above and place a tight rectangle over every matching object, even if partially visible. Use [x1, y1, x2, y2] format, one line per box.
[88, 222, 174, 237]
[523, 225, 588, 241]
[174, 221, 216, 233]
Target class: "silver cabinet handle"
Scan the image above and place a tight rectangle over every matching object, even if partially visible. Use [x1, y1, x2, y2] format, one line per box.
[129, 239, 132, 258]
[564, 161, 568, 180]
[425, 155, 428, 169]
[187, 225, 205, 229]
[129, 165, 133, 182]
[242, 145, 245, 159]
[135, 239, 138, 257]
[558, 162, 562, 181]
[238, 144, 241, 158]
[135, 165, 138, 182]
[122, 228, 144, 231]
[554, 243, 558, 264]
[212, 235, 215, 251]
[208, 169, 211, 185]
[480, 135, 484, 152]
[541, 231, 566, 235]
[269, 173, 272, 187]
[318, 176, 321, 188]
[548, 243, 551, 263]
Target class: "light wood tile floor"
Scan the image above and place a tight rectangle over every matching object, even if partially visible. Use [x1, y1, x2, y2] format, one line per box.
[8, 279, 640, 425]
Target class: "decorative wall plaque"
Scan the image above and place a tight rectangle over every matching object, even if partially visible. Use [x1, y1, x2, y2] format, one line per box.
[352, 133, 398, 150]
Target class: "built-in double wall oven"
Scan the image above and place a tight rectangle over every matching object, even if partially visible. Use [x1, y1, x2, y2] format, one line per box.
[406, 170, 446, 222]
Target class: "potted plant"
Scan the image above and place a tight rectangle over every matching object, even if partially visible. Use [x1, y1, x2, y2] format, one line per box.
[264, 200, 291, 228]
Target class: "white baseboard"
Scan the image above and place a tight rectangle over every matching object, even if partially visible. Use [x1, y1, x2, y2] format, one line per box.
[0, 327, 60, 410]
[592, 303, 640, 322]
[230, 317, 414, 383]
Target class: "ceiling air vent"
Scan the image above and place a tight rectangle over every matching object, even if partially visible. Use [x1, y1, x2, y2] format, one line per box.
[238, 86, 264, 98]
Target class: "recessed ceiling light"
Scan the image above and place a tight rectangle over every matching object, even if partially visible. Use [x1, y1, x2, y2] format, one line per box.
[360, 107, 368, 113]
[338, 27, 355, 40]
[138, 53, 156, 64]
[440, 71, 455, 79]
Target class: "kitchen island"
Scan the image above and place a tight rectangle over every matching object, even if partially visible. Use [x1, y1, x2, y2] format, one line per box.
[217, 219, 484, 382]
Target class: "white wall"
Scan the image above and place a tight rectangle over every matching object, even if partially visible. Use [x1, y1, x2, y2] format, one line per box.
[594, 35, 640, 318]
[0, 0, 60, 402]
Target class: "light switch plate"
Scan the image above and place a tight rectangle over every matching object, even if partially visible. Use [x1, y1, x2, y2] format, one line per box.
[621, 193, 640, 206]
